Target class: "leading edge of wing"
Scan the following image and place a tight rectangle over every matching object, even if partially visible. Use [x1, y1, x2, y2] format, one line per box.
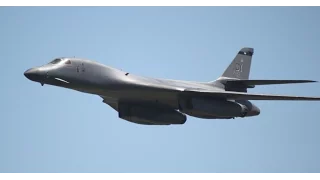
[183, 89, 320, 101]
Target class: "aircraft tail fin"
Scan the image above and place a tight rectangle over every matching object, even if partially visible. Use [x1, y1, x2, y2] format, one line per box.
[220, 47, 254, 80]
[210, 47, 318, 93]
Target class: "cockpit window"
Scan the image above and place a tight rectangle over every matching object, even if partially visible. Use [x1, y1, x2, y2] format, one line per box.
[50, 58, 62, 64]
[65, 60, 71, 64]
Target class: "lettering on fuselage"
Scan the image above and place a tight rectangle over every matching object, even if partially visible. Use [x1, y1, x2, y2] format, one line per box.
[81, 63, 85, 72]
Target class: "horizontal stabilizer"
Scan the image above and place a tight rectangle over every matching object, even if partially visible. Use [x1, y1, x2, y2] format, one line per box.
[225, 79, 317, 86]
[184, 89, 320, 101]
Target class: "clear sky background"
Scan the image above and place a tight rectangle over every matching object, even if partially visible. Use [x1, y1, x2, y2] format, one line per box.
[1, 7, 320, 173]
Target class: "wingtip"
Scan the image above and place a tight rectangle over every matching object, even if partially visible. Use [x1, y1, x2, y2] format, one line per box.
[297, 80, 318, 83]
[308, 80, 318, 83]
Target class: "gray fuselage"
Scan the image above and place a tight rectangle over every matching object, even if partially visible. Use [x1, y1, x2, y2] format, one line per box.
[24, 57, 260, 125]
[24, 58, 224, 107]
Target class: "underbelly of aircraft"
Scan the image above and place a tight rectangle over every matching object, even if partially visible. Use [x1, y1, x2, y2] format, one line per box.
[117, 102, 187, 125]
[101, 89, 180, 109]
[178, 97, 249, 119]
[101, 88, 252, 120]
[181, 112, 234, 119]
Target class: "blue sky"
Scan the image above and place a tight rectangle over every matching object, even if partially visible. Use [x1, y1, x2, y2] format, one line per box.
[1, 7, 320, 173]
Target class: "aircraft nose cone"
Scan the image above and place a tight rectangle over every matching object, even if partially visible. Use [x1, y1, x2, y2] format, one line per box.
[24, 68, 36, 78]
[24, 68, 41, 81]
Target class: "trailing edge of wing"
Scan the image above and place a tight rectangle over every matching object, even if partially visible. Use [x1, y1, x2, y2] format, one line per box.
[225, 80, 317, 86]
[184, 89, 320, 101]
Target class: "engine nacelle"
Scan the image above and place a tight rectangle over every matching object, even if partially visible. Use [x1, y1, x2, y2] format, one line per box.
[179, 97, 248, 118]
[118, 103, 187, 125]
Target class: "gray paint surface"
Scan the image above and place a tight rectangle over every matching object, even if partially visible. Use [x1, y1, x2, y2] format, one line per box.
[24, 47, 320, 125]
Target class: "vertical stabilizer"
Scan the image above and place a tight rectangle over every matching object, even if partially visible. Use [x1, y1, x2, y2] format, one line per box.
[221, 47, 254, 80]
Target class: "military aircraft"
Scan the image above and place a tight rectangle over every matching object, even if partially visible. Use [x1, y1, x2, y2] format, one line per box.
[24, 47, 320, 125]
